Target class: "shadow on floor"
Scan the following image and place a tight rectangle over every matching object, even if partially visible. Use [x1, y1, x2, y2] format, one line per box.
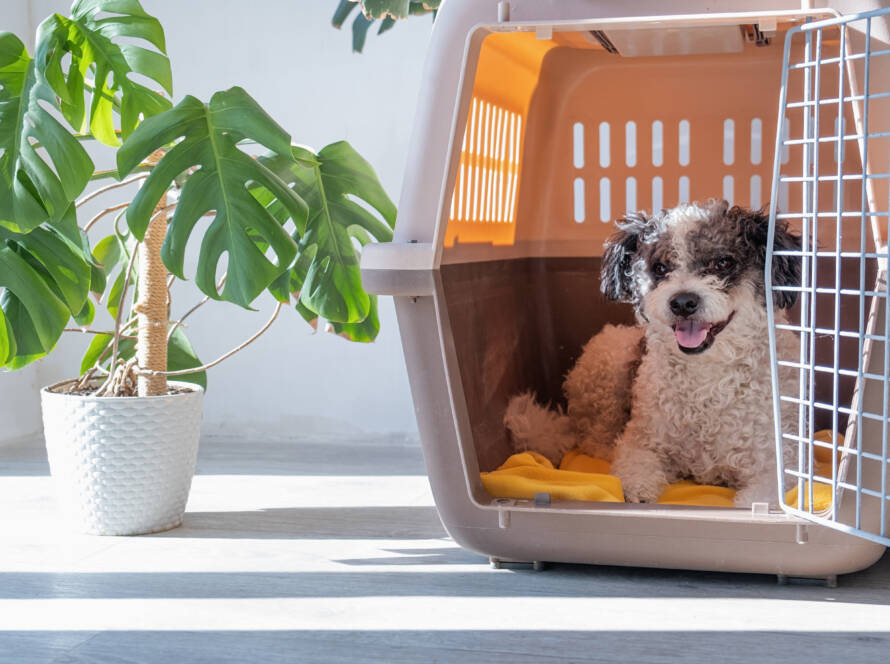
[335, 546, 486, 566]
[0, 437, 427, 477]
[153, 506, 448, 540]
[192, 439, 427, 476]
[1, 551, 887, 602]
[5, 630, 890, 663]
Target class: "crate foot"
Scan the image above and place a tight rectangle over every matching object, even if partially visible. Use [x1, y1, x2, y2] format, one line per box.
[490, 556, 527, 569]
[490, 557, 547, 571]
[777, 573, 838, 587]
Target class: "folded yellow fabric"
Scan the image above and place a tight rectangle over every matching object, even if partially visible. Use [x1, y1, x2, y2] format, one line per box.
[786, 430, 843, 512]
[480, 451, 624, 503]
[559, 449, 611, 474]
[784, 482, 834, 512]
[482, 431, 843, 510]
[657, 480, 736, 507]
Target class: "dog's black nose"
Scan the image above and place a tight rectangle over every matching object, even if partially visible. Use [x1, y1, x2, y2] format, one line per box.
[669, 292, 700, 317]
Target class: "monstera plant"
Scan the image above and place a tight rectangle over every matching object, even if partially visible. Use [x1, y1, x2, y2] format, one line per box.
[0, 0, 395, 535]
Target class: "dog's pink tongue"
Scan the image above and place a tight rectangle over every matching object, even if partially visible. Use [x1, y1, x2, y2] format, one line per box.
[674, 319, 710, 348]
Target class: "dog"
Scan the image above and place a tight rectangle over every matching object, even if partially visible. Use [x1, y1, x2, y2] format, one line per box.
[504, 200, 802, 507]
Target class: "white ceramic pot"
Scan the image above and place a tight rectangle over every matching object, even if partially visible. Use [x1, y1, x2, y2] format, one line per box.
[41, 380, 204, 535]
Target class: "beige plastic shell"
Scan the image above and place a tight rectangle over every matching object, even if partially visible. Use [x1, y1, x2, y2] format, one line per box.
[362, 0, 890, 577]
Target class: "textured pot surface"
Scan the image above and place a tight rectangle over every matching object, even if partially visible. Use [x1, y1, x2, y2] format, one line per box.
[41, 381, 204, 536]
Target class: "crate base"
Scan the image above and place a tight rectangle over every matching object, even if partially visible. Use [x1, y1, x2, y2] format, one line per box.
[442, 505, 886, 579]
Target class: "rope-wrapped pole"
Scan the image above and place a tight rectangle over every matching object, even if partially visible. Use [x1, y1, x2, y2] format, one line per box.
[136, 151, 168, 397]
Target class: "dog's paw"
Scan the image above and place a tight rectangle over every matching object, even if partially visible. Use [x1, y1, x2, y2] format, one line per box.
[620, 479, 663, 504]
[612, 447, 668, 504]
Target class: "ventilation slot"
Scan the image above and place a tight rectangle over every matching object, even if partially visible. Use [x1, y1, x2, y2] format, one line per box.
[599, 122, 610, 168]
[679, 176, 690, 204]
[723, 175, 734, 206]
[652, 121, 664, 167]
[625, 121, 637, 167]
[678, 120, 691, 166]
[652, 176, 664, 212]
[750, 174, 762, 209]
[625, 177, 637, 214]
[599, 177, 611, 222]
[574, 177, 585, 223]
[723, 119, 735, 166]
[751, 118, 762, 165]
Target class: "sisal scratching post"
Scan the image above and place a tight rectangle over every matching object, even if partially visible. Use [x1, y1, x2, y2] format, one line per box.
[136, 188, 169, 397]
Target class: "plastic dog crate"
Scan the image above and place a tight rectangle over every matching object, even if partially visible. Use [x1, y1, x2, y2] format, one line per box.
[362, 0, 890, 579]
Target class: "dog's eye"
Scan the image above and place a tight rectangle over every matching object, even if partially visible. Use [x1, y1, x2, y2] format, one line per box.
[715, 256, 735, 272]
[652, 262, 669, 278]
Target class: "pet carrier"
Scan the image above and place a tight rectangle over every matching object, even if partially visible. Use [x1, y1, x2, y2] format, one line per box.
[362, 0, 890, 580]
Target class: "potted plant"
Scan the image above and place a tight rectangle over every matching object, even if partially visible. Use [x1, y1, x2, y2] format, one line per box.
[0, 0, 395, 535]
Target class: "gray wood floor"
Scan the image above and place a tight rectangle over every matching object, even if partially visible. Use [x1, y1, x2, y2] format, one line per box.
[1, 434, 889, 664]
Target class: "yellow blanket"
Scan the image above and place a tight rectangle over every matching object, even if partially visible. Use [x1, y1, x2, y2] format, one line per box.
[481, 431, 841, 510]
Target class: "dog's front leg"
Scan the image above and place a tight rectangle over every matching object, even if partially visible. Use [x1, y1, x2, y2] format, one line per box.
[611, 440, 670, 504]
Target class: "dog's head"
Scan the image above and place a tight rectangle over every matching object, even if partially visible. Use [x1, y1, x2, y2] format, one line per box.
[601, 199, 801, 355]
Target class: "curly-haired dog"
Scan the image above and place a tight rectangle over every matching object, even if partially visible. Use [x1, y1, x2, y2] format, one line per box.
[505, 200, 801, 507]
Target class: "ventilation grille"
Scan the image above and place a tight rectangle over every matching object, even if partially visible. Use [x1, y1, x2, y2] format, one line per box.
[445, 97, 523, 247]
[570, 117, 779, 224]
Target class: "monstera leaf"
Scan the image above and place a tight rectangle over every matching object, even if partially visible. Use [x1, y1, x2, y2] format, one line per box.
[0, 32, 94, 232]
[332, 0, 438, 51]
[325, 220, 381, 342]
[256, 141, 394, 331]
[117, 87, 308, 309]
[0, 225, 92, 368]
[36, 0, 172, 145]
[359, 0, 440, 19]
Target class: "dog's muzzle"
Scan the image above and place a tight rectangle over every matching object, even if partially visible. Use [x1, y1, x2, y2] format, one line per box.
[672, 312, 736, 354]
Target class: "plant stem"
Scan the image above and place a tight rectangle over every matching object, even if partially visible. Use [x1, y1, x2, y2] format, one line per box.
[77, 174, 149, 208]
[91, 316, 138, 368]
[64, 327, 137, 339]
[167, 273, 227, 342]
[96, 240, 140, 395]
[83, 202, 130, 233]
[136, 191, 170, 396]
[89, 164, 153, 182]
[138, 301, 283, 378]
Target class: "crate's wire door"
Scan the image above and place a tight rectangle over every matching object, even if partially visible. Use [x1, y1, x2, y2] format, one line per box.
[767, 7, 890, 546]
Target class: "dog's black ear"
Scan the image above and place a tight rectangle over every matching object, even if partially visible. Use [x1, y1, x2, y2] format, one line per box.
[734, 206, 802, 309]
[601, 212, 651, 302]
[770, 221, 803, 309]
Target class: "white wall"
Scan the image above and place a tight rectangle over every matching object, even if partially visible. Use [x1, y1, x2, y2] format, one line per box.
[2, 0, 432, 442]
[0, 1, 43, 443]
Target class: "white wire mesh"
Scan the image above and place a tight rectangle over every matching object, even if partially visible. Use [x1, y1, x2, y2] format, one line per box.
[767, 8, 890, 545]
